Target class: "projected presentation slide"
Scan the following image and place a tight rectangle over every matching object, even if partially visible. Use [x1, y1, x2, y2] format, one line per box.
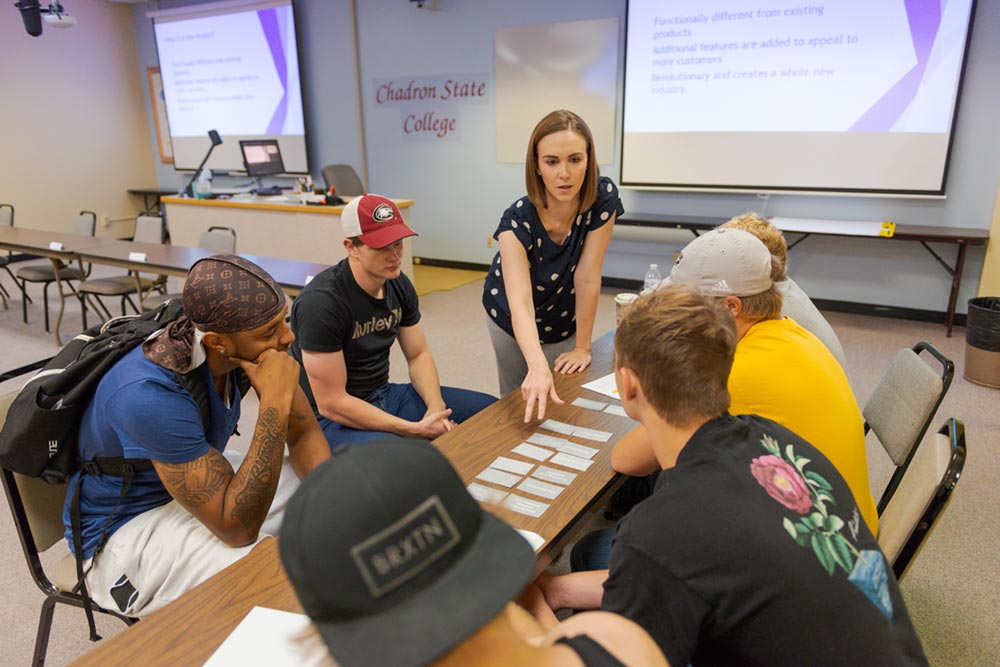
[154, 1, 307, 172]
[622, 0, 976, 194]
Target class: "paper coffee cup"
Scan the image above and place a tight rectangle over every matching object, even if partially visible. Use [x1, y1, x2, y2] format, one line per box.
[615, 293, 639, 323]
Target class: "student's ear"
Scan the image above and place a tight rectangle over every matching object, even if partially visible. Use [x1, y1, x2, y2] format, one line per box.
[616, 366, 641, 403]
[201, 331, 228, 356]
[722, 295, 743, 318]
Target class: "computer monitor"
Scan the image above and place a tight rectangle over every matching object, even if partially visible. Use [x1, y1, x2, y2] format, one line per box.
[239, 139, 286, 177]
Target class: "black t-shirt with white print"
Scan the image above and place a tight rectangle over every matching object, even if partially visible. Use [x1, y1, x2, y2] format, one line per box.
[482, 176, 624, 344]
[290, 258, 420, 408]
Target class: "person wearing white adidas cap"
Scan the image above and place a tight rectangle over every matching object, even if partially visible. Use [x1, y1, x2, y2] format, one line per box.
[289, 194, 496, 449]
[607, 227, 876, 539]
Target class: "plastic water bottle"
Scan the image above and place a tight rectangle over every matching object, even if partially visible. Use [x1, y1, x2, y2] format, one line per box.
[644, 263, 661, 292]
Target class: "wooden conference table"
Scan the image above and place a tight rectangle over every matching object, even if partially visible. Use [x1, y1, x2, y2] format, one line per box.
[72, 334, 631, 667]
[617, 212, 990, 336]
[0, 227, 329, 344]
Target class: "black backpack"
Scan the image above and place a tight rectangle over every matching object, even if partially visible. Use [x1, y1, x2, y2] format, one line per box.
[0, 300, 249, 641]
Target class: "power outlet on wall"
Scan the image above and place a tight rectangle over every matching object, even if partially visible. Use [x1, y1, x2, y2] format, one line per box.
[100, 215, 110, 227]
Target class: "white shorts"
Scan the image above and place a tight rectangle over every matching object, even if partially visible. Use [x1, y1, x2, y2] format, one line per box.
[83, 453, 299, 617]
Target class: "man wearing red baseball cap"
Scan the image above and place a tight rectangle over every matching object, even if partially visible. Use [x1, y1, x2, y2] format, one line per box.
[289, 194, 496, 448]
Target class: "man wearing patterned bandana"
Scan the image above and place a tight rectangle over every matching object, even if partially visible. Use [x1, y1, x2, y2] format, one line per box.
[533, 286, 927, 666]
[62, 254, 330, 618]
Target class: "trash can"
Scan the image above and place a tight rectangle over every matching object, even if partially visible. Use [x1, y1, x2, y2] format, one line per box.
[965, 297, 1000, 388]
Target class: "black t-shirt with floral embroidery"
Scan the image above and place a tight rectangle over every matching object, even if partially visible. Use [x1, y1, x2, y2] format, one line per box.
[603, 414, 928, 667]
[482, 176, 624, 344]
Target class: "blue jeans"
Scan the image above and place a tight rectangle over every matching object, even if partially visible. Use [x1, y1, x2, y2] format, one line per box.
[318, 382, 496, 450]
[570, 528, 617, 572]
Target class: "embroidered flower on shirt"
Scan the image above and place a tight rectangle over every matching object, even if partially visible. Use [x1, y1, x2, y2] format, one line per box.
[752, 432, 893, 619]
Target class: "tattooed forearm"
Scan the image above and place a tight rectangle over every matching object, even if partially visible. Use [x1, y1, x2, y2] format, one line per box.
[231, 407, 287, 530]
[157, 449, 234, 507]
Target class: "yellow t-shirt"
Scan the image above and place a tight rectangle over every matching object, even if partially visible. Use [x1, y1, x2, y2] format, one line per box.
[729, 317, 878, 535]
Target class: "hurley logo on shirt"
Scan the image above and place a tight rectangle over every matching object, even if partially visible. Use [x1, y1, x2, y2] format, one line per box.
[352, 307, 402, 339]
[349, 496, 461, 598]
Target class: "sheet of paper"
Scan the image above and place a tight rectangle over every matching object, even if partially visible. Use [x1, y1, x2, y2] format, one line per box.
[572, 397, 609, 411]
[539, 419, 576, 435]
[571, 427, 613, 443]
[502, 493, 550, 518]
[533, 465, 578, 485]
[476, 467, 522, 488]
[516, 529, 546, 552]
[512, 442, 554, 461]
[528, 432, 572, 448]
[467, 482, 509, 505]
[490, 456, 535, 476]
[203, 607, 327, 667]
[581, 373, 619, 399]
[549, 452, 595, 471]
[556, 441, 599, 460]
[517, 477, 565, 500]
[603, 404, 628, 417]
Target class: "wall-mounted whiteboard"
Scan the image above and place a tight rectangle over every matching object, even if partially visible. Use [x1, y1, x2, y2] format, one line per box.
[495, 18, 619, 165]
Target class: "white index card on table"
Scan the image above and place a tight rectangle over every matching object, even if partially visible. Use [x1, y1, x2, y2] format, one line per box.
[48, 241, 64, 251]
[127, 252, 147, 262]
[476, 467, 522, 488]
[571, 427, 613, 443]
[490, 456, 535, 476]
[550, 452, 594, 471]
[528, 433, 571, 448]
[517, 477, 564, 500]
[604, 404, 628, 417]
[539, 419, 576, 435]
[581, 373, 619, 400]
[502, 493, 550, 518]
[556, 441, 600, 460]
[572, 397, 608, 411]
[533, 466, 578, 486]
[467, 483, 509, 505]
[203, 607, 326, 667]
[512, 442, 554, 461]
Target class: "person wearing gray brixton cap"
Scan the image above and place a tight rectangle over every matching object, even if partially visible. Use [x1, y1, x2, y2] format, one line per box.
[280, 438, 668, 667]
[64, 254, 330, 618]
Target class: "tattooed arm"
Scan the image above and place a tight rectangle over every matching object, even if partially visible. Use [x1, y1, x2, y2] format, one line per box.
[153, 348, 301, 547]
[285, 385, 331, 479]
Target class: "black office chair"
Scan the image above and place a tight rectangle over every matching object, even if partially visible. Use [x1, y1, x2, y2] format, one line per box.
[321, 164, 366, 197]
[1, 389, 136, 666]
[15, 211, 96, 332]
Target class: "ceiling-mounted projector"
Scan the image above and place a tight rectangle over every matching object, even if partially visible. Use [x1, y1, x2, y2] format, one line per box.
[14, 0, 76, 37]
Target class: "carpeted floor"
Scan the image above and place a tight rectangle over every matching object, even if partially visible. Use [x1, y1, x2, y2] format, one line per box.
[412, 263, 486, 296]
[1, 266, 998, 666]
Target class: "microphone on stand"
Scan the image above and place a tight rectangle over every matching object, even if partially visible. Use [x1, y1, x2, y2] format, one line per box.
[184, 130, 223, 197]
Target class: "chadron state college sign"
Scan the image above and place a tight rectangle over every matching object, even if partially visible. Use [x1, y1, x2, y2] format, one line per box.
[372, 74, 489, 140]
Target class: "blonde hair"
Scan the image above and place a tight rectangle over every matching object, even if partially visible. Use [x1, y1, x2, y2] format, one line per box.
[615, 285, 736, 426]
[719, 213, 788, 282]
[525, 110, 599, 212]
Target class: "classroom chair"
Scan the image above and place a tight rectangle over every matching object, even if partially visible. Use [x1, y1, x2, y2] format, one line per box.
[141, 226, 237, 311]
[863, 341, 954, 514]
[321, 164, 366, 197]
[15, 211, 95, 333]
[1, 390, 137, 667]
[877, 417, 966, 580]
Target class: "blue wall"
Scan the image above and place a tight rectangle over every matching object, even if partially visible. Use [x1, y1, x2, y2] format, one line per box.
[133, 0, 1000, 314]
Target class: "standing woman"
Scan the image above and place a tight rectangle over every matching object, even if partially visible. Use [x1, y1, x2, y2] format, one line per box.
[483, 110, 623, 421]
